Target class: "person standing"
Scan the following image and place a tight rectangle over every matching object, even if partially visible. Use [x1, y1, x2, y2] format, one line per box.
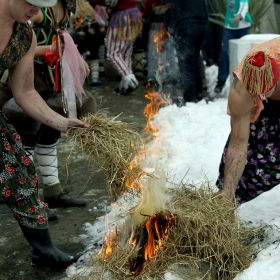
[216, 37, 280, 204]
[2, 0, 97, 217]
[165, 0, 208, 103]
[0, 0, 88, 268]
[90, 0, 142, 95]
[214, 0, 253, 94]
[143, 0, 177, 87]
[72, 0, 106, 86]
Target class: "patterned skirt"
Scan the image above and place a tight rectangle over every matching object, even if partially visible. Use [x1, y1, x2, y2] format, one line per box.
[0, 111, 48, 228]
[108, 7, 142, 41]
[216, 100, 280, 204]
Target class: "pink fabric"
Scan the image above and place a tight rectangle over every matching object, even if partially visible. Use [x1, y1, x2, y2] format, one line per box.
[94, 5, 108, 26]
[62, 32, 86, 106]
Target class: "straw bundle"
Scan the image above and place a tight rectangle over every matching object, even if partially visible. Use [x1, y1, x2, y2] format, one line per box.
[79, 182, 259, 280]
[67, 112, 143, 200]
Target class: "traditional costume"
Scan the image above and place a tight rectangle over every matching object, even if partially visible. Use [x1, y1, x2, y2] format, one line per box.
[2, 0, 96, 209]
[216, 41, 280, 204]
[72, 0, 107, 86]
[90, 0, 142, 94]
[0, 0, 82, 268]
[0, 22, 48, 229]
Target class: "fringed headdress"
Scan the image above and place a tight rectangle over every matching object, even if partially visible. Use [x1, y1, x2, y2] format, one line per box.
[242, 51, 279, 95]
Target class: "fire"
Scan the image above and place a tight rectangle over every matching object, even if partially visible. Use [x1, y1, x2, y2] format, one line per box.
[98, 214, 114, 260]
[98, 90, 173, 269]
[153, 26, 169, 73]
[98, 26, 174, 273]
[128, 212, 176, 275]
[144, 90, 172, 133]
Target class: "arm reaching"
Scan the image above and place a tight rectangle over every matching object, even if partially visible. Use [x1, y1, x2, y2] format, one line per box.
[222, 77, 253, 200]
[9, 32, 89, 133]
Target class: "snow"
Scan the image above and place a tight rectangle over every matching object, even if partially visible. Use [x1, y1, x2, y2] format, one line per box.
[67, 65, 280, 280]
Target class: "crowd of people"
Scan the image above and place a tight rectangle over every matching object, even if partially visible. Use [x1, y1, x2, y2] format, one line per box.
[1, 0, 280, 273]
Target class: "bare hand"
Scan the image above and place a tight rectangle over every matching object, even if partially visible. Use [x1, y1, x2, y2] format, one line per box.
[64, 118, 89, 133]
[230, 14, 242, 25]
[83, 60, 90, 76]
[222, 189, 234, 202]
[50, 41, 65, 54]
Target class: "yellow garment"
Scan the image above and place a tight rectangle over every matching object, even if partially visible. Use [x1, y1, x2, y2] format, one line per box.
[73, 0, 95, 18]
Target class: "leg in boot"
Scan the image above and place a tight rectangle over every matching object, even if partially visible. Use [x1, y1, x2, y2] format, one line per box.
[35, 141, 86, 207]
[20, 226, 81, 268]
[98, 44, 105, 77]
[89, 59, 100, 86]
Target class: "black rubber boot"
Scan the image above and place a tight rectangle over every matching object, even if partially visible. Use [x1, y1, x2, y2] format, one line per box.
[46, 209, 58, 221]
[20, 227, 81, 268]
[44, 191, 87, 208]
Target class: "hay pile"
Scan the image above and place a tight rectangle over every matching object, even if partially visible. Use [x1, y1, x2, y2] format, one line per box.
[67, 112, 143, 200]
[80, 182, 258, 280]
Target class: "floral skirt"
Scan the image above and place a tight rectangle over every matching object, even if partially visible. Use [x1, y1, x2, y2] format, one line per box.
[0, 111, 48, 228]
[216, 100, 280, 204]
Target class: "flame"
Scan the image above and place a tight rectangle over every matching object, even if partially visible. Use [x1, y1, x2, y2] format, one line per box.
[98, 90, 172, 262]
[98, 27, 174, 269]
[144, 90, 171, 133]
[98, 214, 114, 260]
[153, 26, 169, 73]
[129, 212, 176, 275]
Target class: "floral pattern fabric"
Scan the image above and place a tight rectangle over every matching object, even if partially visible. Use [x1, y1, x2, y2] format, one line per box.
[0, 112, 48, 228]
[0, 21, 48, 228]
[216, 100, 280, 204]
[0, 22, 32, 78]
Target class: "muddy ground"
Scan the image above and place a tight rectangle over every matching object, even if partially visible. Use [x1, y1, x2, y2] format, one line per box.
[0, 61, 152, 280]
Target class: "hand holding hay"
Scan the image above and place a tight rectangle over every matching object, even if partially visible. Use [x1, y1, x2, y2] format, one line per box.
[67, 112, 143, 200]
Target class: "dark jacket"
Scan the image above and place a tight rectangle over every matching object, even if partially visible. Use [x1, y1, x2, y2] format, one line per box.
[165, 0, 208, 34]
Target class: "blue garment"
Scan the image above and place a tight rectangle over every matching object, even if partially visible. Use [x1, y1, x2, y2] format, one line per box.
[217, 27, 250, 81]
[217, 0, 253, 81]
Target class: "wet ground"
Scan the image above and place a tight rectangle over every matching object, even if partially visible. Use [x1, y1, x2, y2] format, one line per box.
[0, 59, 212, 280]
[0, 62, 151, 280]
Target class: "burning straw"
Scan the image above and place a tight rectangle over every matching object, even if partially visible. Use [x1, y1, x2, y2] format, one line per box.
[80, 181, 259, 280]
[67, 112, 143, 200]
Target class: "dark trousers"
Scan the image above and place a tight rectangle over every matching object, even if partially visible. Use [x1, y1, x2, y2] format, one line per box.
[174, 23, 207, 101]
[217, 27, 250, 81]
[76, 25, 105, 60]
[203, 21, 224, 65]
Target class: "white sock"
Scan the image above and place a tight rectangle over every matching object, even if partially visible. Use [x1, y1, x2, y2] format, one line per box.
[35, 142, 59, 186]
[24, 146, 35, 162]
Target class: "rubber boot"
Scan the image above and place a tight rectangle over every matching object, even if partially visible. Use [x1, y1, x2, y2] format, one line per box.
[36, 143, 87, 208]
[20, 227, 81, 268]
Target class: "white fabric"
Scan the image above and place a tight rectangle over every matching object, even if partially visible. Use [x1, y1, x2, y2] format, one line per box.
[119, 74, 139, 91]
[24, 146, 35, 162]
[104, 0, 118, 8]
[36, 143, 59, 186]
[107, 28, 134, 77]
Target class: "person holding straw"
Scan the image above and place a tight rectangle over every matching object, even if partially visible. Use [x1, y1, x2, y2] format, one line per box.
[216, 37, 280, 204]
[0, 0, 88, 268]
